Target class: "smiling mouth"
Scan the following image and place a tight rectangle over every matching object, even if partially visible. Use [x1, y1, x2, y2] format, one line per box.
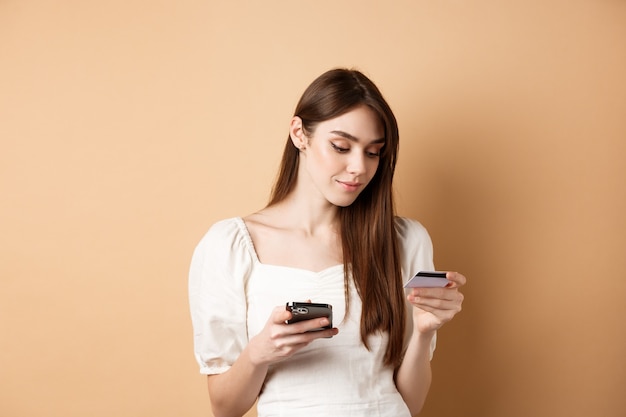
[337, 180, 362, 191]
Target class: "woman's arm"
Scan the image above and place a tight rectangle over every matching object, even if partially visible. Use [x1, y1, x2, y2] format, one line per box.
[395, 329, 435, 415]
[206, 306, 339, 417]
[396, 271, 466, 416]
[206, 344, 269, 417]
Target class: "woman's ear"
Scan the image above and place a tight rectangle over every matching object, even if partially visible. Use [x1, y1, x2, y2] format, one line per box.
[289, 116, 307, 150]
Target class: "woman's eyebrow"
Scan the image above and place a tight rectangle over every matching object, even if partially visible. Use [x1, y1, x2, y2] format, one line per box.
[329, 130, 385, 144]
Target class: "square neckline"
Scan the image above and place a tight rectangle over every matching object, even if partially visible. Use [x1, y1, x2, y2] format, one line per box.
[235, 217, 344, 276]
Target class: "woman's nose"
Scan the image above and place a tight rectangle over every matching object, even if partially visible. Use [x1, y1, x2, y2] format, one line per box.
[347, 153, 366, 174]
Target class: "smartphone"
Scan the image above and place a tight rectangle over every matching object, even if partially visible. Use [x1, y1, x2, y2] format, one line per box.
[404, 271, 451, 288]
[285, 302, 333, 331]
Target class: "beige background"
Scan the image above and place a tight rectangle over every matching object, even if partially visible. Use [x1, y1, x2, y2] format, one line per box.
[1, 1, 625, 416]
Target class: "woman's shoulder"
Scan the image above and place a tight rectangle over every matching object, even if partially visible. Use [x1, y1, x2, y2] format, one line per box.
[394, 216, 430, 241]
[205, 216, 243, 233]
[194, 217, 251, 254]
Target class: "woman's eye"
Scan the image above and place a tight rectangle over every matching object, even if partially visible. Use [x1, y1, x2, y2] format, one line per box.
[331, 143, 349, 153]
[366, 147, 383, 157]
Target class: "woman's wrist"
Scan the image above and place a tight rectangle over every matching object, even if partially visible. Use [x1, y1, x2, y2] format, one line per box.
[412, 327, 436, 344]
[244, 337, 271, 370]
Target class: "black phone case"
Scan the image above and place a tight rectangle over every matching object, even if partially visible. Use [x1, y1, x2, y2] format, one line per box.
[286, 302, 333, 330]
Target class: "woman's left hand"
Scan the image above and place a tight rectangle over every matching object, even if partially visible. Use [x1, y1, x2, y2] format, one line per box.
[406, 271, 466, 334]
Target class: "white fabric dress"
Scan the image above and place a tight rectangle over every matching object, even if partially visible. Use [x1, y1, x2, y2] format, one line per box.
[189, 216, 436, 417]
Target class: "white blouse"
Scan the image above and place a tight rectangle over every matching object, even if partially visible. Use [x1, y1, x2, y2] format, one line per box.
[189, 216, 436, 417]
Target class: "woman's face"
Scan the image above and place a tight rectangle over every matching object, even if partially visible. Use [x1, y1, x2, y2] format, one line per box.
[292, 105, 385, 207]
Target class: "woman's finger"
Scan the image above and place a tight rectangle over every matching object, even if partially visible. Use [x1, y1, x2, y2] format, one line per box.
[446, 271, 467, 288]
[409, 287, 461, 302]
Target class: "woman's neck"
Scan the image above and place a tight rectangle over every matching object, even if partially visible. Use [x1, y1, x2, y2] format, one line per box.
[262, 194, 339, 237]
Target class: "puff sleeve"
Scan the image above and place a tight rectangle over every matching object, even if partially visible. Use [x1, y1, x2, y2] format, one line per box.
[188, 218, 254, 375]
[395, 217, 438, 359]
[395, 217, 435, 275]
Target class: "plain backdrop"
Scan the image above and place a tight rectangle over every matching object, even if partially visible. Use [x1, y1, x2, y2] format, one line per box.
[1, 1, 625, 416]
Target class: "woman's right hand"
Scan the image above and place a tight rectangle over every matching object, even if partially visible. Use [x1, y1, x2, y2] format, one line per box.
[247, 305, 339, 366]
[206, 304, 337, 417]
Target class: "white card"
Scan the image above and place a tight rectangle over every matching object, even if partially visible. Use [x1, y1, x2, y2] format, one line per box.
[404, 271, 451, 288]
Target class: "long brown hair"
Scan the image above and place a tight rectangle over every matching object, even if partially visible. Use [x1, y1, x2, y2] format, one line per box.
[269, 68, 405, 368]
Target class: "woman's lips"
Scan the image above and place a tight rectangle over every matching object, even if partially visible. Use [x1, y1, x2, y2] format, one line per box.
[337, 180, 361, 192]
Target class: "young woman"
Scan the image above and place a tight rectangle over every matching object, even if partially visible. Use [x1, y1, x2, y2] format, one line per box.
[189, 68, 466, 417]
